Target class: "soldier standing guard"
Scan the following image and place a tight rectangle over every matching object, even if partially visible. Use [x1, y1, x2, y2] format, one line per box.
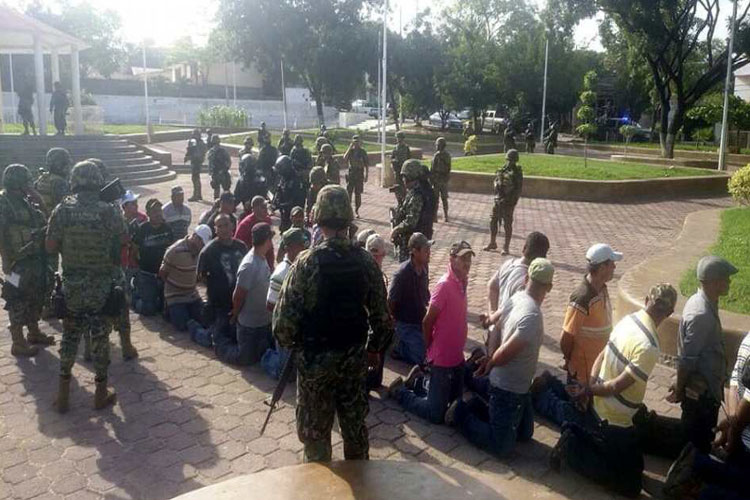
[184, 128, 207, 201]
[484, 149, 523, 255]
[524, 122, 536, 153]
[272, 155, 307, 233]
[0, 165, 55, 356]
[305, 167, 328, 226]
[277, 129, 294, 156]
[343, 135, 369, 218]
[290, 134, 313, 187]
[257, 134, 279, 195]
[390, 131, 411, 193]
[390, 160, 433, 262]
[430, 137, 451, 222]
[503, 124, 517, 152]
[316, 143, 340, 185]
[49, 82, 70, 136]
[207, 135, 232, 200]
[544, 122, 559, 154]
[35, 148, 72, 216]
[46, 162, 127, 412]
[273, 185, 392, 462]
[258, 121, 272, 147]
[239, 135, 254, 157]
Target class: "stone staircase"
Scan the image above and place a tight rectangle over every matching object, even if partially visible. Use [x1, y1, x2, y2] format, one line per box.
[0, 135, 175, 187]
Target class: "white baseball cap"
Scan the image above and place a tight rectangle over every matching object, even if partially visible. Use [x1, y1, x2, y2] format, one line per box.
[120, 190, 140, 205]
[194, 224, 213, 246]
[586, 243, 623, 265]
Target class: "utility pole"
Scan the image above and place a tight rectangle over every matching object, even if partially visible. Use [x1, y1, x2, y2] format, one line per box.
[381, 0, 390, 187]
[719, 0, 739, 171]
[540, 37, 549, 144]
[142, 42, 151, 142]
[281, 58, 288, 129]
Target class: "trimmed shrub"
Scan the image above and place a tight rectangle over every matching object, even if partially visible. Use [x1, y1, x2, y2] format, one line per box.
[729, 165, 750, 205]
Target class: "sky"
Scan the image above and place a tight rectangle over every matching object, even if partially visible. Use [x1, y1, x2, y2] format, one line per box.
[1, 0, 742, 49]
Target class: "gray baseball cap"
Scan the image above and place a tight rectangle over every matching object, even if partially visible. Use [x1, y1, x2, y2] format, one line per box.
[697, 256, 738, 282]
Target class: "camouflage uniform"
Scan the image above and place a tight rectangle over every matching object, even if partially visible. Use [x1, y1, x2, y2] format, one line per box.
[306, 167, 328, 224]
[258, 142, 279, 195]
[430, 137, 451, 221]
[0, 165, 52, 356]
[47, 161, 126, 412]
[207, 136, 231, 200]
[391, 160, 427, 262]
[343, 139, 369, 217]
[185, 129, 207, 201]
[503, 125, 516, 152]
[35, 148, 72, 215]
[277, 129, 294, 156]
[524, 124, 536, 153]
[390, 132, 411, 189]
[273, 185, 392, 462]
[273, 156, 307, 233]
[486, 149, 523, 254]
[316, 144, 340, 185]
[258, 122, 272, 148]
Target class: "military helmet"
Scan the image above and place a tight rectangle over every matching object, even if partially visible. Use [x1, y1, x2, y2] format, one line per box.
[401, 159, 424, 181]
[395, 131, 405, 140]
[274, 155, 294, 178]
[70, 160, 104, 191]
[282, 128, 290, 136]
[320, 125, 327, 132]
[313, 185, 353, 227]
[505, 149, 519, 162]
[293, 134, 303, 145]
[85, 158, 108, 181]
[320, 143, 333, 154]
[210, 135, 221, 145]
[309, 166, 327, 185]
[244, 136, 254, 146]
[2, 164, 33, 190]
[192, 128, 201, 137]
[315, 136, 327, 148]
[435, 137, 446, 148]
[260, 121, 267, 128]
[46, 147, 72, 174]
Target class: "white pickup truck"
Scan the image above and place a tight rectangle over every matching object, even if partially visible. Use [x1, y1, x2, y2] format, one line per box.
[482, 110, 507, 134]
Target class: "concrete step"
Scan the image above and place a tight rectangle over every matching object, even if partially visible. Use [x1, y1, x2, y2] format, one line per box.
[106, 161, 163, 173]
[112, 166, 173, 181]
[121, 171, 177, 187]
[0, 145, 141, 156]
[1, 151, 149, 164]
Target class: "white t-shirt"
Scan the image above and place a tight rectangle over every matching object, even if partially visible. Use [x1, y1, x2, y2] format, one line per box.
[267, 258, 292, 307]
[488, 258, 529, 353]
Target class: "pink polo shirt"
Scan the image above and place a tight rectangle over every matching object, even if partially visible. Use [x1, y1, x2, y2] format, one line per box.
[426, 265, 468, 368]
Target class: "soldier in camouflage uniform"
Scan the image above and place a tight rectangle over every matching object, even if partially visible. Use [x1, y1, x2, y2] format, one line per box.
[390, 131, 411, 191]
[272, 156, 307, 233]
[277, 128, 294, 156]
[0, 165, 55, 356]
[207, 135, 232, 200]
[46, 161, 126, 413]
[343, 135, 369, 218]
[429, 137, 451, 222]
[503, 123, 517, 152]
[316, 143, 340, 185]
[239, 136, 254, 157]
[290, 135, 313, 186]
[305, 166, 328, 225]
[185, 128, 207, 201]
[391, 160, 433, 262]
[317, 125, 335, 153]
[258, 121, 272, 148]
[524, 122, 536, 153]
[35, 148, 72, 216]
[484, 149, 523, 255]
[258, 136, 279, 195]
[273, 185, 392, 462]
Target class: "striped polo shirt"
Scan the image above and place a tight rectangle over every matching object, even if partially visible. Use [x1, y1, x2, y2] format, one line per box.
[730, 333, 750, 449]
[160, 238, 201, 306]
[593, 310, 660, 428]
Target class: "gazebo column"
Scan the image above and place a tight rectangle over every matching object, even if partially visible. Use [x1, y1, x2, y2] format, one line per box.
[0, 59, 4, 133]
[51, 47, 60, 84]
[34, 34, 47, 135]
[71, 44, 83, 135]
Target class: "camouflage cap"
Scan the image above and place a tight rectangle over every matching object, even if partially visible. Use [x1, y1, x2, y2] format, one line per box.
[70, 160, 104, 191]
[309, 166, 327, 185]
[45, 147, 72, 173]
[320, 143, 333, 154]
[401, 159, 424, 181]
[647, 283, 677, 313]
[293, 134, 303, 145]
[435, 137, 447, 147]
[505, 149, 519, 161]
[2, 164, 33, 190]
[313, 185, 353, 227]
[395, 131, 405, 139]
[281, 227, 308, 248]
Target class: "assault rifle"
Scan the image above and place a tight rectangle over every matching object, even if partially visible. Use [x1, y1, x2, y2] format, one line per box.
[260, 353, 295, 436]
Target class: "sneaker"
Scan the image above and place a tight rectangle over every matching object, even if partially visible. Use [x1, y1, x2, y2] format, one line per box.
[404, 365, 423, 391]
[387, 377, 404, 399]
[444, 400, 459, 427]
[663, 443, 700, 500]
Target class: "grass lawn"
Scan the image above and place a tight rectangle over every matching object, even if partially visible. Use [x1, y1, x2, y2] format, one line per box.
[592, 140, 750, 155]
[224, 132, 381, 152]
[2, 123, 181, 135]
[445, 153, 720, 180]
[679, 208, 750, 315]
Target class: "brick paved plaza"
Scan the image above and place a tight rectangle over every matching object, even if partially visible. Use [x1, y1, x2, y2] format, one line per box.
[0, 145, 733, 499]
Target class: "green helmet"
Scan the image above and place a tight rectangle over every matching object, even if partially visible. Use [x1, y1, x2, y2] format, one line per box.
[435, 137, 446, 148]
[309, 166, 327, 185]
[45, 147, 72, 175]
[401, 159, 423, 181]
[86, 158, 108, 181]
[320, 143, 333, 154]
[395, 131, 405, 140]
[2, 164, 33, 190]
[244, 136, 254, 146]
[210, 135, 221, 145]
[70, 160, 104, 191]
[293, 134, 303, 146]
[315, 136, 327, 148]
[274, 155, 294, 178]
[313, 185, 353, 227]
[282, 128, 290, 136]
[192, 128, 201, 137]
[505, 149, 519, 162]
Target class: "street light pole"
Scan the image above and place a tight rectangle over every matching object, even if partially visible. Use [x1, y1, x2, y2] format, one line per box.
[280, 58, 288, 129]
[719, 0, 739, 171]
[540, 37, 549, 144]
[142, 42, 151, 142]
[381, 0, 389, 187]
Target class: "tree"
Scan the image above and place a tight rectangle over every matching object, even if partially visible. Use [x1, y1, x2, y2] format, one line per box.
[217, 0, 371, 125]
[576, 70, 598, 167]
[26, 0, 126, 78]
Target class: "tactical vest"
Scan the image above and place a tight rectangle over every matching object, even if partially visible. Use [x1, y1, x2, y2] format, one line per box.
[302, 246, 370, 352]
[0, 193, 44, 263]
[415, 182, 435, 239]
[35, 172, 65, 209]
[59, 197, 117, 271]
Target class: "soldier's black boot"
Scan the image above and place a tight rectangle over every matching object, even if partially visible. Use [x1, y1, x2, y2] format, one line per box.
[94, 378, 116, 410]
[54, 375, 71, 414]
[27, 323, 55, 346]
[9, 324, 38, 357]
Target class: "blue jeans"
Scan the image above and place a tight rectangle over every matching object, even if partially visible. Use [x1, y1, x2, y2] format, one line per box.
[214, 322, 272, 366]
[696, 447, 750, 500]
[132, 271, 163, 316]
[167, 300, 203, 331]
[395, 364, 463, 424]
[454, 386, 534, 458]
[261, 341, 291, 379]
[533, 376, 586, 428]
[392, 321, 426, 366]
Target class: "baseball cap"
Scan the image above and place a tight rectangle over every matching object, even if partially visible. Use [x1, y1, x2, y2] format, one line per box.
[697, 256, 738, 282]
[281, 227, 308, 248]
[145, 198, 162, 212]
[120, 190, 139, 205]
[586, 243, 623, 265]
[291, 206, 304, 217]
[408, 232, 434, 250]
[251, 222, 275, 243]
[171, 185, 184, 196]
[219, 191, 235, 203]
[528, 258, 555, 285]
[450, 240, 475, 257]
[193, 224, 212, 246]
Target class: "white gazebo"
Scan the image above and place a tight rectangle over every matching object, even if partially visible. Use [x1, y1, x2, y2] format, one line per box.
[0, 6, 89, 134]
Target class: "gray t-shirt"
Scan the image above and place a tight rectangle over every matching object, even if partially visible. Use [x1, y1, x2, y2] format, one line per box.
[236, 251, 272, 328]
[489, 290, 544, 394]
[162, 202, 192, 239]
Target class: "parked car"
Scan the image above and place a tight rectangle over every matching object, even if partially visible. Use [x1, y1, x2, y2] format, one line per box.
[601, 118, 651, 142]
[368, 107, 380, 118]
[428, 110, 471, 130]
[482, 110, 508, 134]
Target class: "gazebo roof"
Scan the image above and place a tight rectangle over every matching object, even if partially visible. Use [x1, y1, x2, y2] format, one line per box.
[0, 5, 89, 55]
